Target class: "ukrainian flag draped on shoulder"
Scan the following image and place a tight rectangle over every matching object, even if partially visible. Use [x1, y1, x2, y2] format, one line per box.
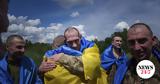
[44, 37, 94, 57]
[101, 44, 128, 84]
[44, 37, 107, 84]
[0, 52, 42, 84]
[152, 46, 160, 63]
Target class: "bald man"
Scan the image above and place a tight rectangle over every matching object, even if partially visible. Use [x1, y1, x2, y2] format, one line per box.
[0, 35, 42, 84]
[41, 27, 107, 84]
[123, 23, 160, 83]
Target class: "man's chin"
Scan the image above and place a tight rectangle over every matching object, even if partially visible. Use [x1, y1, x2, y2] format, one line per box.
[12, 53, 24, 60]
[136, 55, 148, 61]
[14, 55, 22, 60]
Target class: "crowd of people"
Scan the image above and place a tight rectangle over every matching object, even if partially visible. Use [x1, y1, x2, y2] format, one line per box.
[0, 0, 160, 84]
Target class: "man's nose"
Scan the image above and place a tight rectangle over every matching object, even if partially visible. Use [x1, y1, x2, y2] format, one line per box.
[72, 42, 77, 47]
[118, 41, 122, 44]
[19, 48, 25, 52]
[134, 41, 141, 50]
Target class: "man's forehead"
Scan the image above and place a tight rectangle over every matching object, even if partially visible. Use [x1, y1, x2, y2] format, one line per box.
[127, 31, 151, 41]
[128, 25, 150, 32]
[114, 37, 122, 40]
[66, 34, 79, 41]
[128, 27, 150, 36]
[64, 28, 80, 41]
[11, 38, 25, 44]
[65, 29, 79, 36]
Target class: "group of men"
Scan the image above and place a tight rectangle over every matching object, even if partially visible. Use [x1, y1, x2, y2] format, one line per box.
[0, 0, 160, 84]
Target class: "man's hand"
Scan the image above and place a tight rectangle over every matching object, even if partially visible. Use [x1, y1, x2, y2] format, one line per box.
[39, 60, 56, 73]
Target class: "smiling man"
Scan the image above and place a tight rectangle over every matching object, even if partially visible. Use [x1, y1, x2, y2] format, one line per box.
[123, 23, 160, 83]
[101, 35, 128, 84]
[0, 35, 42, 84]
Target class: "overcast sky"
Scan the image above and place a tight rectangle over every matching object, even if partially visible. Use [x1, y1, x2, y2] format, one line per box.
[2, 0, 160, 43]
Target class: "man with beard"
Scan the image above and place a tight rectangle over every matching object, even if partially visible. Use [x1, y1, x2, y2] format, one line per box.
[123, 23, 160, 83]
[0, 35, 42, 84]
[101, 35, 128, 84]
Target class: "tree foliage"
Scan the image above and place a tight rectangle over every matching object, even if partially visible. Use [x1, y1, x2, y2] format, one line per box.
[96, 29, 129, 53]
[25, 40, 52, 65]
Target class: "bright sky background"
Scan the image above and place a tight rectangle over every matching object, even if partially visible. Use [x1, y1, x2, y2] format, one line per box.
[2, 0, 160, 43]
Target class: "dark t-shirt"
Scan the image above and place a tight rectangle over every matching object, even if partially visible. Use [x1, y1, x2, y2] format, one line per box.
[8, 61, 20, 84]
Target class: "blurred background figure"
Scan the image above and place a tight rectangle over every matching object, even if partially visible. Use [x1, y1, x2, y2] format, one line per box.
[51, 35, 65, 49]
[101, 34, 128, 84]
[0, 0, 9, 57]
[38, 35, 65, 83]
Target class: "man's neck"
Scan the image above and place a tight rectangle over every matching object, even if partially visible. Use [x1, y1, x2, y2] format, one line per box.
[134, 54, 152, 64]
[113, 47, 122, 59]
[7, 55, 20, 66]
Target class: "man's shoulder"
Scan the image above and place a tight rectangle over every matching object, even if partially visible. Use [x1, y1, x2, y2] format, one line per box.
[81, 37, 95, 48]
[44, 49, 61, 57]
[44, 49, 54, 57]
[0, 52, 8, 64]
[101, 45, 113, 55]
[124, 57, 160, 83]
[0, 56, 6, 68]
[21, 56, 36, 67]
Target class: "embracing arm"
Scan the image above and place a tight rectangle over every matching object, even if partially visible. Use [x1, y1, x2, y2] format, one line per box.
[58, 53, 84, 75]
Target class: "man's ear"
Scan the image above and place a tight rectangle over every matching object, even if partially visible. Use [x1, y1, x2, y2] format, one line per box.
[152, 36, 156, 46]
[6, 46, 8, 50]
[5, 44, 9, 50]
[111, 42, 114, 45]
[79, 34, 82, 38]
